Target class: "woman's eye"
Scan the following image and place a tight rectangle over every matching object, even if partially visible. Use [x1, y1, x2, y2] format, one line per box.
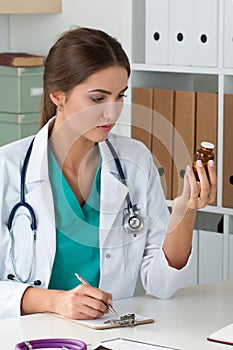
[117, 94, 127, 100]
[91, 96, 105, 102]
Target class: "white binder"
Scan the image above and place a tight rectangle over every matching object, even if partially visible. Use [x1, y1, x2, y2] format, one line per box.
[224, 0, 233, 68]
[145, 0, 169, 64]
[168, 0, 193, 66]
[192, 0, 218, 67]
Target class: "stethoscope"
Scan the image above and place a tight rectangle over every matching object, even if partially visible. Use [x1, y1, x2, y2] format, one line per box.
[105, 139, 144, 234]
[7, 138, 41, 286]
[15, 338, 86, 350]
[7, 138, 144, 285]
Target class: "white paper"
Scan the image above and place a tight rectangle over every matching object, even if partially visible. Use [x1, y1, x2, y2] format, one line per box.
[98, 338, 178, 350]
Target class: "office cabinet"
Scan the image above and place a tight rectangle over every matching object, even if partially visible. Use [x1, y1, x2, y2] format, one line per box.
[229, 233, 233, 279]
[0, 0, 62, 14]
[130, 0, 233, 284]
[198, 230, 223, 284]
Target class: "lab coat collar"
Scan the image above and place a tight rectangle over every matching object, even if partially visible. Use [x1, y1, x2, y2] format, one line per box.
[25, 117, 55, 184]
[98, 137, 129, 212]
[98, 137, 129, 246]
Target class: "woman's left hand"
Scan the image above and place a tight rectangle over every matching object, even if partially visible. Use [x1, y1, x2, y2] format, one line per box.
[164, 159, 217, 269]
[182, 159, 217, 210]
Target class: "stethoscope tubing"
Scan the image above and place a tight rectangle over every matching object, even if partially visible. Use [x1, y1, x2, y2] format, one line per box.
[15, 338, 87, 349]
[8, 138, 37, 232]
[105, 138, 133, 211]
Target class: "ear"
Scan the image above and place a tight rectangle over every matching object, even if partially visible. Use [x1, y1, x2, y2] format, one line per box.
[49, 91, 66, 107]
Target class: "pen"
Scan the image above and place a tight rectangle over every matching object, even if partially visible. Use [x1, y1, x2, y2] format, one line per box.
[74, 273, 119, 316]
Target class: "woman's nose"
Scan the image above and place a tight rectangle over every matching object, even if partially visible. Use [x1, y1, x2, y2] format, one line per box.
[102, 102, 122, 122]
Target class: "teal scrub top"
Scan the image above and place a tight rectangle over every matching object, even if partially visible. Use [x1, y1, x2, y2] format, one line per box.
[48, 147, 101, 290]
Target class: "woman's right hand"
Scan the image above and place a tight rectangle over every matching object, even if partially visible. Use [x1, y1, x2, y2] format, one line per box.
[21, 284, 113, 320]
[54, 284, 113, 319]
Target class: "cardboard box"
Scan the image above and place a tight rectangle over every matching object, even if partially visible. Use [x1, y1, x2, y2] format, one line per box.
[222, 94, 233, 208]
[0, 112, 40, 146]
[0, 66, 43, 114]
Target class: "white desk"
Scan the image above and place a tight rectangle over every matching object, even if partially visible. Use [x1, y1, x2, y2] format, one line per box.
[1, 280, 233, 349]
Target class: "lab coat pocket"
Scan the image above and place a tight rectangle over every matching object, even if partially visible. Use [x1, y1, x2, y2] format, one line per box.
[122, 222, 148, 277]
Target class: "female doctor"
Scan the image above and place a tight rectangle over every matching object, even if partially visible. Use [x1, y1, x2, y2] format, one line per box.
[0, 27, 216, 319]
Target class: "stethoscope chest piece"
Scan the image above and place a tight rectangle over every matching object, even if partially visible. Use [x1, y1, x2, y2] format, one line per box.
[123, 207, 144, 234]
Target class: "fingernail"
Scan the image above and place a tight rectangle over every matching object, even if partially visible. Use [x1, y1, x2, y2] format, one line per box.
[107, 299, 112, 306]
[197, 160, 203, 167]
[208, 159, 214, 167]
[186, 165, 192, 172]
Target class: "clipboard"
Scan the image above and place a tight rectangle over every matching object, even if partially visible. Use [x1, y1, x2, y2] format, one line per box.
[47, 312, 155, 330]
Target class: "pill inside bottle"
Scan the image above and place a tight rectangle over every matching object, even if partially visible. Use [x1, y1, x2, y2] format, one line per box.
[193, 141, 215, 181]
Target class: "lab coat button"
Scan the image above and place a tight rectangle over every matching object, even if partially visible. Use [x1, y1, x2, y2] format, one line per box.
[105, 253, 111, 259]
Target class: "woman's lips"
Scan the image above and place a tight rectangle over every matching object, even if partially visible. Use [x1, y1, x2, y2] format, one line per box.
[97, 124, 113, 132]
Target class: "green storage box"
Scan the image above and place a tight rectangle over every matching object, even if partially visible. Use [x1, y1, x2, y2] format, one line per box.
[0, 66, 43, 114]
[0, 112, 40, 146]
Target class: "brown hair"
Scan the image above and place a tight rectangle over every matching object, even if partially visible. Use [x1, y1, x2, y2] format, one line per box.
[40, 27, 131, 127]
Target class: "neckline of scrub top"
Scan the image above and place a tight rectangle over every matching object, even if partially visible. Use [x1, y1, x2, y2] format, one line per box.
[47, 146, 101, 245]
[48, 146, 101, 289]
[48, 146, 101, 221]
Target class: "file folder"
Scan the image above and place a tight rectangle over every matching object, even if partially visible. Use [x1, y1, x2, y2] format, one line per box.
[224, 0, 233, 68]
[222, 94, 233, 208]
[152, 89, 174, 199]
[195, 92, 218, 205]
[168, 0, 193, 66]
[172, 90, 195, 198]
[145, 0, 169, 64]
[132, 87, 153, 150]
[192, 0, 218, 67]
[195, 92, 218, 150]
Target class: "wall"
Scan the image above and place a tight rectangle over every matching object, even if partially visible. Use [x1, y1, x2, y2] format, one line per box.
[8, 0, 132, 57]
[7, 0, 133, 136]
[0, 15, 9, 51]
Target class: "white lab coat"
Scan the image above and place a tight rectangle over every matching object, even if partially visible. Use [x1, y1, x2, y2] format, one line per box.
[0, 118, 191, 318]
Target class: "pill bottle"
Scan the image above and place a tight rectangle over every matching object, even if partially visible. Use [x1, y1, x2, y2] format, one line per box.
[193, 141, 215, 181]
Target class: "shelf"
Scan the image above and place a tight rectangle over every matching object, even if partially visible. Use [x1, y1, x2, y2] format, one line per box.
[166, 200, 233, 216]
[132, 63, 233, 76]
[132, 63, 219, 75]
[0, 0, 62, 14]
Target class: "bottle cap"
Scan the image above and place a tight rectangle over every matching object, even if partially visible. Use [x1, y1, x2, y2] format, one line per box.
[200, 141, 215, 150]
